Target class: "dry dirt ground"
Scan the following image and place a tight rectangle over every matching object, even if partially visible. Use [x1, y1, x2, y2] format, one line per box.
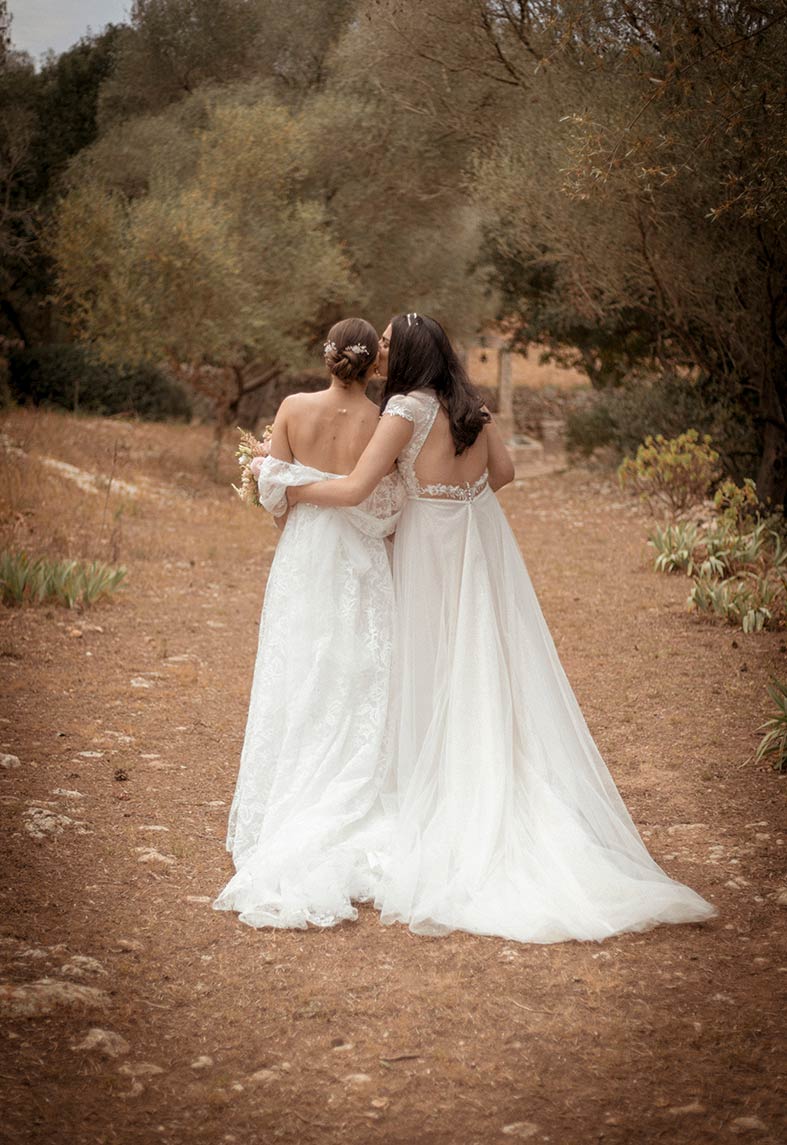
[0, 409, 785, 1145]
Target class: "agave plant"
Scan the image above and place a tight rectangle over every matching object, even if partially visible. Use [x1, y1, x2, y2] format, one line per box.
[755, 681, 787, 773]
[649, 522, 701, 574]
[688, 572, 775, 631]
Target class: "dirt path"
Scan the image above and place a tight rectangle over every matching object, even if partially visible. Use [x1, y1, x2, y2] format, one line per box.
[1, 412, 785, 1145]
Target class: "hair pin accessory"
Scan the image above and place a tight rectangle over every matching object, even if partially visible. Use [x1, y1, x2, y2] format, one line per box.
[347, 343, 369, 356]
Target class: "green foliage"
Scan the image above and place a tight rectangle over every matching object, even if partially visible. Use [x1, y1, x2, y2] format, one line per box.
[8, 343, 191, 420]
[713, 478, 761, 531]
[53, 89, 356, 374]
[565, 401, 617, 456]
[688, 572, 777, 634]
[648, 523, 701, 575]
[618, 430, 721, 518]
[0, 551, 127, 608]
[564, 373, 758, 481]
[466, 0, 787, 504]
[643, 469, 787, 631]
[755, 681, 787, 774]
[0, 27, 123, 346]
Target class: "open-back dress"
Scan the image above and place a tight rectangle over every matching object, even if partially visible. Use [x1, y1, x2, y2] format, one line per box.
[374, 388, 717, 943]
[213, 456, 404, 929]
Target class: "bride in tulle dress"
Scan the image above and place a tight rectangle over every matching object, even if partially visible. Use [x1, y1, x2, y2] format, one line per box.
[213, 318, 404, 929]
[290, 312, 718, 944]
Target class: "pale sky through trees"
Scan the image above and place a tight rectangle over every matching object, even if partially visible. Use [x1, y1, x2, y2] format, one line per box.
[9, 1, 131, 62]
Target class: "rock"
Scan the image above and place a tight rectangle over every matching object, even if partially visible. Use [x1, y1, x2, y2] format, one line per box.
[23, 807, 90, 839]
[67, 627, 83, 638]
[774, 889, 787, 908]
[138, 824, 169, 832]
[118, 1062, 165, 1077]
[20, 943, 68, 961]
[185, 895, 212, 904]
[501, 1123, 540, 1138]
[60, 955, 108, 979]
[0, 978, 110, 1018]
[0, 753, 20, 769]
[72, 1028, 130, 1058]
[114, 938, 144, 953]
[130, 677, 155, 688]
[191, 1055, 213, 1070]
[77, 751, 104, 758]
[249, 1068, 278, 1084]
[370, 1097, 390, 1109]
[730, 1116, 768, 1133]
[344, 1074, 372, 1086]
[52, 789, 85, 799]
[135, 847, 176, 868]
[668, 1101, 706, 1115]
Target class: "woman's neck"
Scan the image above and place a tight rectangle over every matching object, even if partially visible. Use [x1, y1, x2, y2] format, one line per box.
[328, 378, 368, 398]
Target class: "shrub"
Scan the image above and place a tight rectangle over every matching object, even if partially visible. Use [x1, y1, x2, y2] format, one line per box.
[564, 372, 759, 483]
[645, 476, 787, 631]
[0, 551, 127, 608]
[713, 477, 761, 531]
[755, 682, 787, 774]
[564, 400, 617, 455]
[8, 343, 192, 421]
[618, 429, 721, 517]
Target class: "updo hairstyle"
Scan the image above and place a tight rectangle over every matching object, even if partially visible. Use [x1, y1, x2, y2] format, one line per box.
[323, 317, 379, 385]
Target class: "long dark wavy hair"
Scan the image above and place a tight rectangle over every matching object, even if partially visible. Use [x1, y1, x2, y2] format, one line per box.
[381, 314, 490, 454]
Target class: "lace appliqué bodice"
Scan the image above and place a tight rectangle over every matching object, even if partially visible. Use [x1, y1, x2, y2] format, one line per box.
[382, 389, 489, 501]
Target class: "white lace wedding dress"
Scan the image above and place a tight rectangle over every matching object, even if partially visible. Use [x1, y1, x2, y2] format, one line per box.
[374, 389, 717, 943]
[213, 456, 404, 928]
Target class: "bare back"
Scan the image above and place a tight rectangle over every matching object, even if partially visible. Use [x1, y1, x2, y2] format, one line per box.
[276, 387, 381, 476]
[414, 404, 489, 491]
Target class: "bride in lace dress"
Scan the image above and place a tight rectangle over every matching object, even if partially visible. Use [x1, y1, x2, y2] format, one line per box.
[289, 312, 717, 944]
[213, 318, 404, 929]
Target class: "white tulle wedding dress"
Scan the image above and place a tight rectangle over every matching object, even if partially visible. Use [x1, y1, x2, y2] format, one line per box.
[213, 456, 404, 929]
[373, 388, 717, 943]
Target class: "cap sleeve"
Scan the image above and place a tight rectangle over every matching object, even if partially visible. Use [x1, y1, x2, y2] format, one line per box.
[382, 394, 416, 424]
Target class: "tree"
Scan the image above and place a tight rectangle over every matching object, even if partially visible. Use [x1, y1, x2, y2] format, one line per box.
[53, 87, 356, 460]
[0, 2, 11, 67]
[0, 26, 122, 346]
[97, 0, 358, 126]
[346, 2, 787, 503]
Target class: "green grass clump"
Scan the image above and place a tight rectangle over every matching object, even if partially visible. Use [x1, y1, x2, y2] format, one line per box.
[755, 681, 787, 774]
[0, 551, 127, 608]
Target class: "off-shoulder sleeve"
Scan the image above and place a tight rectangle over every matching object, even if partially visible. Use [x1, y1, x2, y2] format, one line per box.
[382, 395, 416, 423]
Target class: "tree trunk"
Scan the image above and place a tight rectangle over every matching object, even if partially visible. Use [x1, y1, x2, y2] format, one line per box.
[756, 372, 787, 511]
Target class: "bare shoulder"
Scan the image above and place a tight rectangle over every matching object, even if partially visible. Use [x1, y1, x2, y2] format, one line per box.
[278, 391, 315, 410]
[276, 391, 323, 419]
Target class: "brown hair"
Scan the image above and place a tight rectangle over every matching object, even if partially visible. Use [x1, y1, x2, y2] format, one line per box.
[383, 313, 490, 454]
[323, 317, 379, 385]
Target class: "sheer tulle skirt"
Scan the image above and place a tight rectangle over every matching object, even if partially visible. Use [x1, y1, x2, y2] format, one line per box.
[374, 487, 717, 942]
